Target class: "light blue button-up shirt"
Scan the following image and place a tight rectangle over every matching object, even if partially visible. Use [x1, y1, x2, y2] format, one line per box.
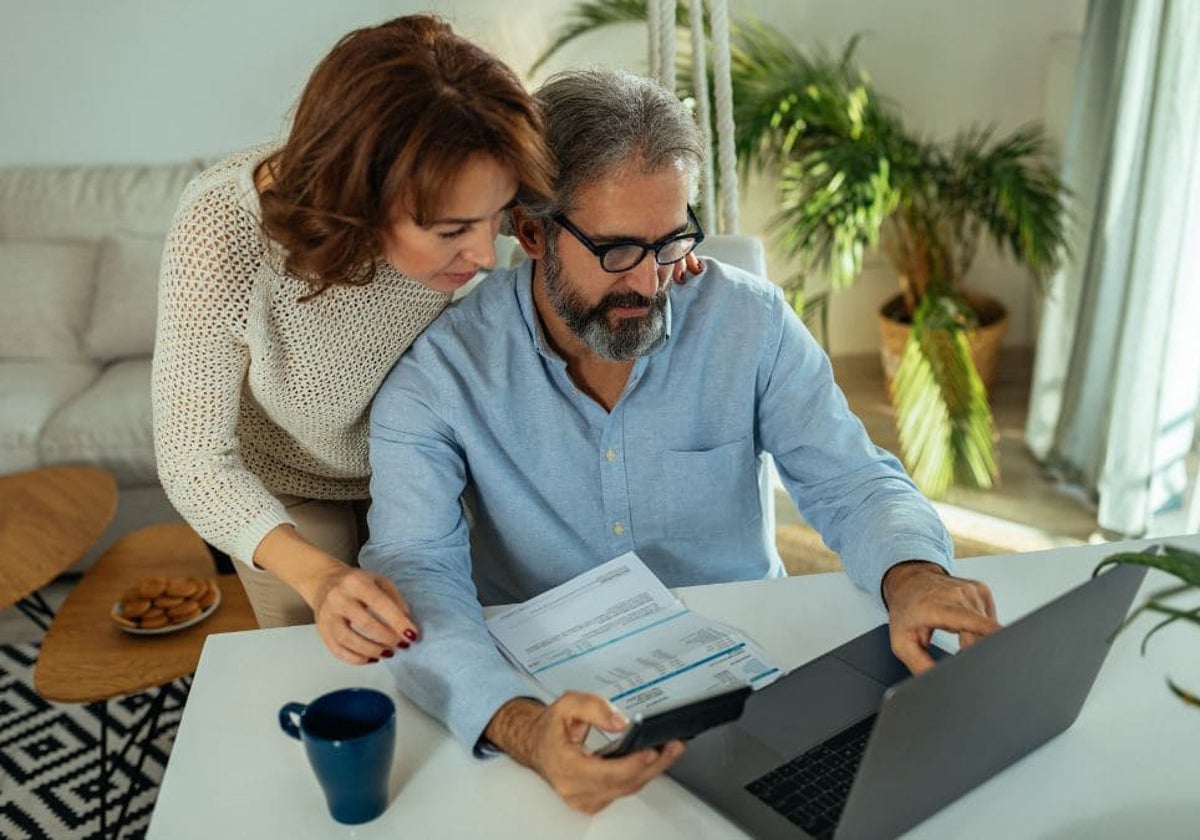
[361, 258, 953, 753]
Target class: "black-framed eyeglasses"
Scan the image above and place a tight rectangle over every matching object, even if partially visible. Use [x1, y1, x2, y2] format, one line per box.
[552, 205, 705, 273]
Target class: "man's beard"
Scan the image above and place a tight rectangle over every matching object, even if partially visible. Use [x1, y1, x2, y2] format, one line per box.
[541, 240, 668, 361]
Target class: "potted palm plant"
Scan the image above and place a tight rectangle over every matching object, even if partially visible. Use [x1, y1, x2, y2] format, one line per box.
[534, 2, 1069, 498]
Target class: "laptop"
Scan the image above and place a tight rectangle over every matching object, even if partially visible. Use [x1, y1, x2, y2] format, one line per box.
[667, 561, 1149, 840]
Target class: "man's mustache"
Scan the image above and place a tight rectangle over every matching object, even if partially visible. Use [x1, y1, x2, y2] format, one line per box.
[599, 290, 663, 312]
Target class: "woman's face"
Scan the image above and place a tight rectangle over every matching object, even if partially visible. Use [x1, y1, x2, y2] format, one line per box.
[381, 153, 518, 294]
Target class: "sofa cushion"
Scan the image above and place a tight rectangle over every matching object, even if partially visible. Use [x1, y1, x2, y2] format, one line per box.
[0, 361, 100, 473]
[39, 358, 157, 484]
[83, 234, 166, 360]
[0, 240, 98, 360]
[0, 161, 206, 240]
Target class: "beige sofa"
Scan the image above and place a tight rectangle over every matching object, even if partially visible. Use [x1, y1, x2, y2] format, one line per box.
[0, 160, 208, 564]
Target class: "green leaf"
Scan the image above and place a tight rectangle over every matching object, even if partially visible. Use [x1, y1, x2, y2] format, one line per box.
[890, 296, 997, 497]
[1139, 603, 1200, 654]
[1092, 547, 1200, 707]
[530, 0, 672, 77]
[1092, 545, 1200, 587]
[1167, 678, 1200, 707]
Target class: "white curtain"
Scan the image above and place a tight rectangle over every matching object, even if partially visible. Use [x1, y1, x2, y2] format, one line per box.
[1025, 0, 1200, 536]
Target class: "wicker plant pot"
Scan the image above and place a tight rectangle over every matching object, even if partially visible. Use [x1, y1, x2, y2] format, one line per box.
[877, 292, 1009, 394]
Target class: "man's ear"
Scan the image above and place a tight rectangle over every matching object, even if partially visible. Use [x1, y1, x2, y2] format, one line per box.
[512, 207, 547, 260]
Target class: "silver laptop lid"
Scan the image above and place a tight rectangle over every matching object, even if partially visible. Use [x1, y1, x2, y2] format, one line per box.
[837, 561, 1148, 839]
[668, 561, 1149, 840]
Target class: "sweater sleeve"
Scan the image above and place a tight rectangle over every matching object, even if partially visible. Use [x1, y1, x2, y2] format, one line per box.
[151, 178, 292, 563]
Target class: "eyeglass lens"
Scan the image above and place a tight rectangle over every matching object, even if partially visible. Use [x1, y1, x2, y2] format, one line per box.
[601, 236, 699, 272]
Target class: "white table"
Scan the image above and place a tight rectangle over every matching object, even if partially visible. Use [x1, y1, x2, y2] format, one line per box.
[149, 536, 1200, 840]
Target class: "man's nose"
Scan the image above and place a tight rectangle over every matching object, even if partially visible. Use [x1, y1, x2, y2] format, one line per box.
[624, 254, 662, 298]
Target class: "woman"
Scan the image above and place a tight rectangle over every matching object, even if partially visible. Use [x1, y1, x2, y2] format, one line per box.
[152, 15, 554, 665]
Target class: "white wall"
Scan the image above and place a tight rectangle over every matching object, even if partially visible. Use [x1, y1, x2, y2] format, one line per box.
[0, 0, 1086, 354]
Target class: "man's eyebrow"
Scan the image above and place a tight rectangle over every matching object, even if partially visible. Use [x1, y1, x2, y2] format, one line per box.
[591, 218, 691, 243]
[428, 192, 520, 227]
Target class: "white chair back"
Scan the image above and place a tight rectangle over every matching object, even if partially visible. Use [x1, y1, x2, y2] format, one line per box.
[695, 234, 767, 278]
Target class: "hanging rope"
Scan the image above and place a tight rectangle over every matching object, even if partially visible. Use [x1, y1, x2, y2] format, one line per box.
[689, 1, 716, 231]
[649, 0, 734, 233]
[706, 0, 740, 234]
[647, 0, 661, 85]
[656, 0, 677, 91]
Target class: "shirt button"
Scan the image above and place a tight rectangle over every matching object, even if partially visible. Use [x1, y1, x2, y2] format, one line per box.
[605, 449, 616, 462]
[612, 522, 625, 536]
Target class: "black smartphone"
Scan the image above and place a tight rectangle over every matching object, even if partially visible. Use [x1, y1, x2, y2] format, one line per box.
[594, 685, 753, 758]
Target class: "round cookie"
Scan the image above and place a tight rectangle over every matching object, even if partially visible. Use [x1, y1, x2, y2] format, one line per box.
[136, 576, 168, 599]
[113, 574, 221, 630]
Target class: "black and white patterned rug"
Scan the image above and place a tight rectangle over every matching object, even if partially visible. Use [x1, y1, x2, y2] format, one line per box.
[0, 643, 187, 840]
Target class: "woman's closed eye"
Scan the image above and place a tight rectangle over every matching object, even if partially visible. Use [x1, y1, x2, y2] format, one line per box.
[437, 225, 470, 240]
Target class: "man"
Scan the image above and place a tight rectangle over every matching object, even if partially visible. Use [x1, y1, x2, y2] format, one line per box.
[361, 69, 999, 814]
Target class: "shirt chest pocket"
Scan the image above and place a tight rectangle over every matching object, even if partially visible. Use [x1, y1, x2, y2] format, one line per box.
[656, 436, 762, 540]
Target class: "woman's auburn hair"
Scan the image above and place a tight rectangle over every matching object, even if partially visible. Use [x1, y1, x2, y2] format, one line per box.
[258, 15, 554, 290]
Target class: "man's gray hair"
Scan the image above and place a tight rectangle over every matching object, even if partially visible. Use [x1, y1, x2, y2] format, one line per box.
[524, 69, 706, 220]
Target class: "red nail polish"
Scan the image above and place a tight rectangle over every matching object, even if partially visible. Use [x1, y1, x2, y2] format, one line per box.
[397, 640, 410, 650]
[381, 649, 394, 659]
[368, 658, 379, 664]
[404, 629, 418, 642]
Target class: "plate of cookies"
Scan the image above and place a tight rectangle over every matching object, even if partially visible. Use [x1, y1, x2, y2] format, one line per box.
[111, 576, 222, 635]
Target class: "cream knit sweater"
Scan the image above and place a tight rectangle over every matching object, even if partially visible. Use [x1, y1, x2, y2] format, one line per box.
[152, 146, 451, 564]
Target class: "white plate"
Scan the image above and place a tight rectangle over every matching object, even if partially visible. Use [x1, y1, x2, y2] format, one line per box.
[111, 584, 222, 635]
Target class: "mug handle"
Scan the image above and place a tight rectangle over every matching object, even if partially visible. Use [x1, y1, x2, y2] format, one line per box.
[279, 702, 306, 740]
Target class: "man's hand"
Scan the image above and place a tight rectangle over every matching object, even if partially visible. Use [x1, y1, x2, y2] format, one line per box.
[485, 694, 685, 814]
[882, 561, 1000, 674]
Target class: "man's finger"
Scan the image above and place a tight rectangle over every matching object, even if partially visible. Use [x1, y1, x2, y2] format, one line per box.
[553, 692, 628, 733]
[632, 740, 686, 784]
[892, 632, 937, 675]
[590, 739, 685, 792]
[976, 583, 997, 619]
[914, 597, 1002, 638]
[941, 604, 1002, 637]
[959, 631, 982, 649]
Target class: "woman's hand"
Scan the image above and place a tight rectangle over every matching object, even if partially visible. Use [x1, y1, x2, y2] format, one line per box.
[254, 524, 419, 664]
[672, 252, 704, 284]
[308, 564, 419, 664]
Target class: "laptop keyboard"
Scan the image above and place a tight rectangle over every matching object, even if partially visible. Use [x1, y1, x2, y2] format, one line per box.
[743, 714, 877, 840]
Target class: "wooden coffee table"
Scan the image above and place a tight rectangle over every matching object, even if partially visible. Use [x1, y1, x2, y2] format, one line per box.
[35, 521, 259, 702]
[0, 465, 118, 629]
[35, 522, 260, 838]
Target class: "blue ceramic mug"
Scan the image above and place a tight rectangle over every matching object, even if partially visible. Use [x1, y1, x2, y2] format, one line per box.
[279, 687, 396, 825]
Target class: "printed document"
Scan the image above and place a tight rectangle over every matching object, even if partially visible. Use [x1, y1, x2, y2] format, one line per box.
[485, 553, 782, 717]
